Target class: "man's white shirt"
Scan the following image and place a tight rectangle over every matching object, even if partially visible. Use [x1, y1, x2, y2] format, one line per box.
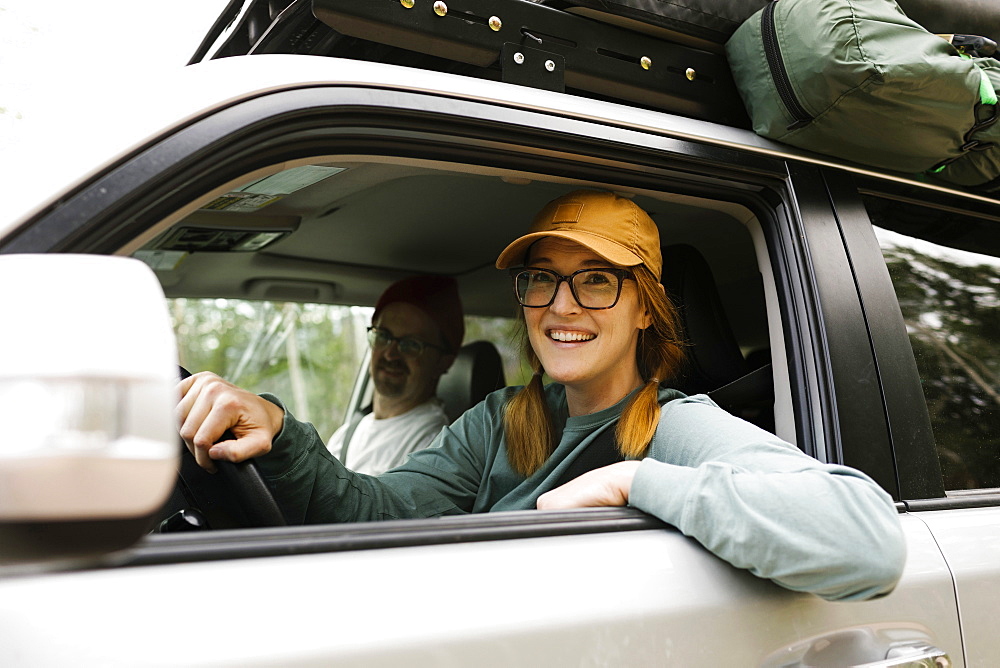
[328, 399, 448, 475]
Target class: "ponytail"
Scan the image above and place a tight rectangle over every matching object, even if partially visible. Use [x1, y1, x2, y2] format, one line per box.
[616, 265, 686, 457]
[503, 345, 555, 476]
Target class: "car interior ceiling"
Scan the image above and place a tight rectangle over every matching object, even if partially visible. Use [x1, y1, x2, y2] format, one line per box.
[127, 156, 780, 433]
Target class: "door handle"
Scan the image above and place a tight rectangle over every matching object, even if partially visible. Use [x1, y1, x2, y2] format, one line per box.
[850, 643, 951, 668]
[761, 630, 953, 668]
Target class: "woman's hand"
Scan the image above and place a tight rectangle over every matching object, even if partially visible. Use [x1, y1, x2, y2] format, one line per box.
[536, 461, 642, 510]
[176, 371, 285, 472]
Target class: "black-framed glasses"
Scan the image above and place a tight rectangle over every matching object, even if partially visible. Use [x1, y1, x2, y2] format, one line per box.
[366, 326, 447, 358]
[510, 267, 634, 310]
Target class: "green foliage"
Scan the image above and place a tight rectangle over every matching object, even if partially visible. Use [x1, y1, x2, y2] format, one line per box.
[172, 298, 370, 439]
[170, 299, 527, 440]
[462, 315, 532, 386]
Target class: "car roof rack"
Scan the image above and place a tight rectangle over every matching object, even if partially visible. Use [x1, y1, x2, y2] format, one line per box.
[189, 0, 751, 128]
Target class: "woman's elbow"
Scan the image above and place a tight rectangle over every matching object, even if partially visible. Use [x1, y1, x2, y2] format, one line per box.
[815, 511, 908, 602]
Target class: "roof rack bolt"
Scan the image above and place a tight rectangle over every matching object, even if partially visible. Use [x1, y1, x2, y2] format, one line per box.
[489, 16, 502, 31]
[686, 68, 697, 81]
[545, 60, 556, 72]
[640, 56, 652, 70]
[514, 52, 525, 65]
[434, 1, 447, 16]
[400, 0, 414, 8]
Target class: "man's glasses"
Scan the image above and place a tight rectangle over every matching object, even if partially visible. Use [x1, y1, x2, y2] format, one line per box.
[510, 267, 634, 310]
[367, 326, 447, 358]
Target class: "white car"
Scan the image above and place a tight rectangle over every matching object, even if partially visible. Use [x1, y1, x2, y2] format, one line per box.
[1, 2, 998, 666]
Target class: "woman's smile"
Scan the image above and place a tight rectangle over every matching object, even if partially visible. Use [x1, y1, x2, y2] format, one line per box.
[547, 328, 596, 343]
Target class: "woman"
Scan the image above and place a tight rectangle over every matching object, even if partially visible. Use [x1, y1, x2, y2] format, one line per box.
[179, 189, 905, 601]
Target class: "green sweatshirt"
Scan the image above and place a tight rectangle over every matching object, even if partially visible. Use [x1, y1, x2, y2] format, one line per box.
[257, 385, 905, 601]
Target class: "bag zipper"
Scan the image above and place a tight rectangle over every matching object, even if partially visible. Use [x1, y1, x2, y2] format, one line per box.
[761, 1, 813, 130]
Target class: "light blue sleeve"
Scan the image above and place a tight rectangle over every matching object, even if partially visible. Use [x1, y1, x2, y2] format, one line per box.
[628, 395, 906, 601]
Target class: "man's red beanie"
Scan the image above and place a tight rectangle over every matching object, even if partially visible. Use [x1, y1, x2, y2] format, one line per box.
[373, 275, 465, 354]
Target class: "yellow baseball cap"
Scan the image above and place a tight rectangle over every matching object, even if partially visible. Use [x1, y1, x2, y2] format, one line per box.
[495, 190, 662, 279]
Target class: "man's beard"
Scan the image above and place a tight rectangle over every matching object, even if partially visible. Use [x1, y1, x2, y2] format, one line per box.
[372, 360, 408, 397]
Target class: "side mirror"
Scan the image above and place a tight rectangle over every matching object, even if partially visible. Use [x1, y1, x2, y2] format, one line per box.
[0, 255, 179, 565]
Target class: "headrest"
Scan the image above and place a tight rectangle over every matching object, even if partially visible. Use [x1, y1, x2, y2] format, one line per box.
[437, 340, 506, 422]
[661, 244, 748, 394]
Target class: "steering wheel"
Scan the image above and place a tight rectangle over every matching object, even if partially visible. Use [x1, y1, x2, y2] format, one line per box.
[157, 368, 287, 531]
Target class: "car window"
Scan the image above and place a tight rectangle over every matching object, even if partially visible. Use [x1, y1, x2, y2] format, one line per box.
[126, 149, 788, 530]
[171, 297, 526, 439]
[865, 196, 1000, 491]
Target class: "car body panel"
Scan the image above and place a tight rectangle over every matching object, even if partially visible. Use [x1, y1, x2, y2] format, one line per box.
[915, 506, 1000, 667]
[0, 50, 996, 667]
[0, 515, 963, 667]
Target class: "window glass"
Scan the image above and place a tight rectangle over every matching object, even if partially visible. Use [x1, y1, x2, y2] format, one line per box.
[868, 203, 1000, 490]
[150, 159, 773, 531]
[170, 298, 525, 440]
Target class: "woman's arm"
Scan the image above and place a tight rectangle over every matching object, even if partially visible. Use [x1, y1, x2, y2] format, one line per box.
[253, 393, 494, 524]
[536, 395, 905, 601]
[175, 371, 496, 523]
[629, 396, 906, 601]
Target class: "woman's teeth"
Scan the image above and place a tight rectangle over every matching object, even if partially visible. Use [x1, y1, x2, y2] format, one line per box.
[549, 330, 596, 342]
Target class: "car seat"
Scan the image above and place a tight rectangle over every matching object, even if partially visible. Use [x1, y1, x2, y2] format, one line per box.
[344, 339, 506, 430]
[438, 340, 507, 422]
[660, 244, 774, 430]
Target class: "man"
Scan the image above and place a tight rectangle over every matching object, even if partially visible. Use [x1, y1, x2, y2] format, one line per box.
[328, 275, 464, 474]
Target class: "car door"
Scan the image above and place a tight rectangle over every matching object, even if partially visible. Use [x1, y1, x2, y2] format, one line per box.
[827, 172, 1000, 668]
[0, 55, 968, 666]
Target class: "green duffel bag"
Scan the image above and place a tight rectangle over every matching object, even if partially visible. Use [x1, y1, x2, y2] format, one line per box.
[726, 0, 1000, 193]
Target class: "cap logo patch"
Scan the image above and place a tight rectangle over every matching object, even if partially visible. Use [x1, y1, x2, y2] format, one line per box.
[551, 202, 584, 225]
